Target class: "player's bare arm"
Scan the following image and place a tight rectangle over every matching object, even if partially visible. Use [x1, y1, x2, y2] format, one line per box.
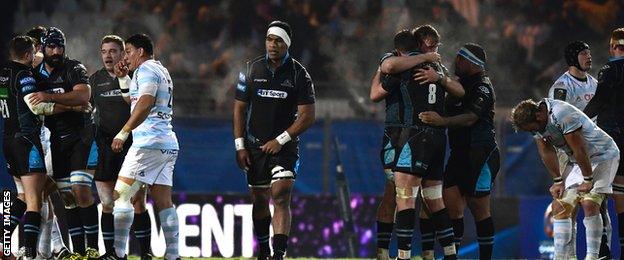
[260, 104, 315, 154]
[233, 100, 251, 170]
[380, 52, 440, 74]
[111, 94, 155, 153]
[563, 128, 594, 192]
[413, 66, 465, 98]
[24, 91, 92, 116]
[29, 83, 91, 106]
[418, 110, 478, 127]
[535, 137, 564, 199]
[369, 68, 387, 102]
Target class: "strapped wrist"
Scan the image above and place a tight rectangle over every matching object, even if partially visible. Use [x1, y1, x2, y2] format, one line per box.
[235, 137, 245, 151]
[114, 129, 130, 142]
[276, 131, 291, 145]
[553, 176, 563, 185]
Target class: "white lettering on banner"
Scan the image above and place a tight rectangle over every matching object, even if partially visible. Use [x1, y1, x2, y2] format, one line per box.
[7, 203, 267, 257]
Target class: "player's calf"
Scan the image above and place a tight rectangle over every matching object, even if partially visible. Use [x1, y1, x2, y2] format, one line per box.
[581, 194, 605, 259]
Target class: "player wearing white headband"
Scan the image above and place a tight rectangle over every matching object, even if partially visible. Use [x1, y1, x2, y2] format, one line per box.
[233, 20, 316, 260]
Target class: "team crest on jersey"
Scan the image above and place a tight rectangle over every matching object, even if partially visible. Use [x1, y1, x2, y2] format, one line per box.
[257, 89, 287, 99]
[478, 85, 490, 94]
[281, 79, 293, 88]
[554, 88, 567, 100]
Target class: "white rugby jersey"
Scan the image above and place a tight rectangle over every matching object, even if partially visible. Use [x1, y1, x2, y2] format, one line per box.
[548, 71, 597, 111]
[129, 59, 179, 150]
[533, 99, 618, 164]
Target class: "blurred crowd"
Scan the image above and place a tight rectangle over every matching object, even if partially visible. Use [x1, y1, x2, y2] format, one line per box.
[12, 0, 624, 117]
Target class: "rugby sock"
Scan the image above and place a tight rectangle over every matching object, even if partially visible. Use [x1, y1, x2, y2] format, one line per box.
[66, 207, 86, 254]
[101, 212, 115, 252]
[568, 220, 577, 257]
[395, 209, 415, 260]
[159, 207, 179, 260]
[132, 211, 152, 254]
[451, 218, 464, 248]
[619, 213, 624, 256]
[51, 216, 67, 253]
[432, 209, 457, 258]
[38, 202, 52, 258]
[599, 210, 611, 258]
[376, 221, 394, 249]
[7, 198, 26, 235]
[419, 217, 435, 259]
[38, 217, 53, 258]
[584, 214, 603, 258]
[23, 211, 42, 257]
[476, 217, 494, 260]
[113, 205, 134, 258]
[553, 218, 573, 259]
[80, 203, 99, 249]
[272, 234, 288, 258]
[253, 216, 271, 256]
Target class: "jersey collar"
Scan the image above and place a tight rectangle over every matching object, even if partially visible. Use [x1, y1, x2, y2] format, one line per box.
[265, 51, 290, 72]
[609, 56, 624, 62]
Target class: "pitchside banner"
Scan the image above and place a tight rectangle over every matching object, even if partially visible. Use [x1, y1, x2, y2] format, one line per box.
[2, 193, 524, 258]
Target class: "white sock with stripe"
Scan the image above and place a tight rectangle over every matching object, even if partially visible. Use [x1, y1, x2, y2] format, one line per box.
[584, 214, 603, 258]
[113, 204, 134, 257]
[159, 207, 179, 260]
[553, 218, 573, 258]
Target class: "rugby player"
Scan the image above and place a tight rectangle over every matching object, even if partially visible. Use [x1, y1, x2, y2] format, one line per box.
[377, 28, 457, 260]
[101, 33, 180, 260]
[547, 41, 613, 258]
[419, 43, 499, 259]
[513, 98, 619, 259]
[584, 27, 624, 257]
[369, 29, 440, 260]
[233, 21, 316, 260]
[90, 35, 152, 259]
[1, 35, 89, 259]
[30, 27, 99, 258]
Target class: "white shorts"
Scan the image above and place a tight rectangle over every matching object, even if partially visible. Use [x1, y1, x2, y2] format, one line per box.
[118, 147, 178, 186]
[563, 156, 619, 194]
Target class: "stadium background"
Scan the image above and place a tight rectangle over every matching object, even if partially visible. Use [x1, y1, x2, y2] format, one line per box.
[0, 0, 623, 258]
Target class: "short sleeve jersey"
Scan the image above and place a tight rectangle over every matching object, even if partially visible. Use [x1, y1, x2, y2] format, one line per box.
[533, 98, 618, 163]
[445, 73, 496, 149]
[33, 57, 93, 136]
[129, 60, 179, 150]
[0, 61, 42, 138]
[235, 54, 315, 144]
[548, 71, 597, 111]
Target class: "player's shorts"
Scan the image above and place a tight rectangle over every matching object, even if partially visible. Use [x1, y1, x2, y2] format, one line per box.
[563, 156, 619, 194]
[3, 134, 46, 177]
[600, 126, 624, 177]
[444, 144, 500, 197]
[380, 127, 401, 169]
[49, 125, 97, 179]
[393, 126, 446, 180]
[247, 142, 299, 188]
[118, 146, 178, 186]
[94, 130, 132, 182]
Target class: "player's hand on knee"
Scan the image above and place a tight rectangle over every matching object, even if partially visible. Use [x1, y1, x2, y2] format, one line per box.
[111, 138, 125, 153]
[578, 181, 593, 193]
[260, 139, 282, 154]
[236, 149, 251, 171]
[549, 183, 564, 199]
